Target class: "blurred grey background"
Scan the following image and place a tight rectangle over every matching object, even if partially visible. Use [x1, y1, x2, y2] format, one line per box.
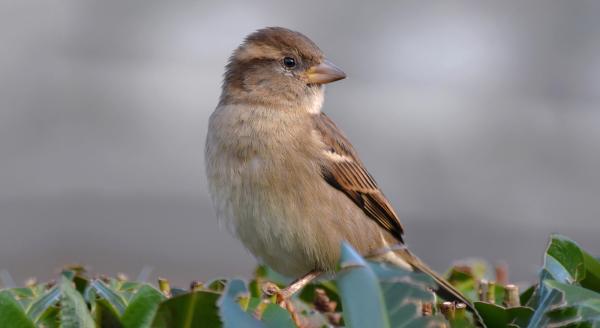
[1, 1, 599, 286]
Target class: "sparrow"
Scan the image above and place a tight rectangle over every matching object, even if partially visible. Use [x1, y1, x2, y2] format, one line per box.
[205, 27, 473, 311]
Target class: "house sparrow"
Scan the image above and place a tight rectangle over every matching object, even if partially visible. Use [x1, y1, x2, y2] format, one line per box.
[205, 27, 472, 309]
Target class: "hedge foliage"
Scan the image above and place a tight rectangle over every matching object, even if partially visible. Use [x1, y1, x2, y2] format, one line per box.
[0, 234, 599, 327]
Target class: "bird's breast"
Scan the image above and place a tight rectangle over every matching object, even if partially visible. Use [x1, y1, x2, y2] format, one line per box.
[206, 104, 322, 219]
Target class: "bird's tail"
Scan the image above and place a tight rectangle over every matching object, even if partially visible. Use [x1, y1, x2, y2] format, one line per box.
[384, 247, 484, 326]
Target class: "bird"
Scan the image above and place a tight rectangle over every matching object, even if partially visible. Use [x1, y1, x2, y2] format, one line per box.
[205, 26, 474, 313]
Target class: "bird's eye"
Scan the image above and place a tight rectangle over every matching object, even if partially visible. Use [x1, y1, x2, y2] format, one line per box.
[282, 57, 296, 68]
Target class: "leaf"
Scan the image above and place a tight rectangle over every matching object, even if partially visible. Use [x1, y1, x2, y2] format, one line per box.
[91, 279, 128, 315]
[336, 243, 390, 328]
[507, 307, 536, 327]
[207, 279, 229, 293]
[26, 285, 60, 322]
[9, 288, 35, 299]
[520, 285, 536, 306]
[95, 299, 124, 328]
[262, 304, 295, 328]
[121, 285, 165, 328]
[527, 287, 564, 328]
[381, 281, 434, 325]
[544, 234, 600, 293]
[74, 275, 89, 295]
[544, 280, 600, 305]
[402, 315, 448, 328]
[544, 305, 580, 325]
[0, 291, 35, 328]
[474, 302, 534, 328]
[152, 290, 222, 328]
[38, 306, 60, 328]
[218, 279, 262, 328]
[59, 276, 96, 328]
[546, 235, 586, 283]
[582, 251, 600, 293]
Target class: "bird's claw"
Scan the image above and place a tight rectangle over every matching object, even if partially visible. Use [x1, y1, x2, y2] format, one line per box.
[261, 282, 303, 327]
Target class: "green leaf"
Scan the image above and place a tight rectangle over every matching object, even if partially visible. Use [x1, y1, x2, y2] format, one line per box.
[507, 307, 536, 327]
[262, 304, 295, 328]
[336, 243, 390, 328]
[38, 306, 60, 328]
[95, 299, 124, 328]
[474, 302, 534, 328]
[218, 279, 262, 328]
[582, 250, 600, 293]
[544, 305, 580, 325]
[527, 287, 564, 328]
[544, 234, 600, 293]
[207, 279, 229, 293]
[380, 280, 436, 326]
[0, 291, 35, 328]
[74, 275, 89, 295]
[91, 279, 128, 315]
[544, 280, 600, 304]
[59, 276, 96, 328]
[520, 284, 536, 306]
[546, 235, 586, 283]
[9, 288, 35, 300]
[402, 315, 448, 328]
[152, 290, 222, 328]
[121, 285, 165, 328]
[26, 285, 60, 322]
[474, 302, 506, 328]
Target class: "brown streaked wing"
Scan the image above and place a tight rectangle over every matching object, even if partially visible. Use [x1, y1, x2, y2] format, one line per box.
[314, 112, 404, 243]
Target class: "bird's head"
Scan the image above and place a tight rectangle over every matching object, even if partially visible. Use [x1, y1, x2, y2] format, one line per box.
[220, 27, 346, 111]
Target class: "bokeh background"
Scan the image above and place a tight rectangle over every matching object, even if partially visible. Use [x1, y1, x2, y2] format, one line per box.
[2, 1, 599, 287]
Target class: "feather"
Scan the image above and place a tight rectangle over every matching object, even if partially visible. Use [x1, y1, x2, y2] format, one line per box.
[313, 112, 404, 243]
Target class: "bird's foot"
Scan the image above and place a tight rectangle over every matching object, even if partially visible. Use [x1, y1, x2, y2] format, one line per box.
[262, 282, 303, 327]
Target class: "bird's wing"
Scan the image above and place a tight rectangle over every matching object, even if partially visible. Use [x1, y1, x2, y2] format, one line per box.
[313, 112, 404, 243]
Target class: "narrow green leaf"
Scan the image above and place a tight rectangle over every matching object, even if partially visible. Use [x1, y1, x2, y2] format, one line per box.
[0, 291, 35, 328]
[59, 276, 96, 328]
[38, 306, 60, 328]
[26, 285, 60, 322]
[121, 285, 165, 328]
[91, 279, 128, 315]
[336, 242, 390, 328]
[95, 299, 124, 328]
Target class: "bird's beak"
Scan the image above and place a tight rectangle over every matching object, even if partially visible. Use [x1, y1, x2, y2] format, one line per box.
[306, 59, 346, 84]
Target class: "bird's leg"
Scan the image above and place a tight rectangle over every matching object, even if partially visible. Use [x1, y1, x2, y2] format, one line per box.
[262, 271, 321, 328]
[262, 270, 321, 303]
[280, 270, 321, 300]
